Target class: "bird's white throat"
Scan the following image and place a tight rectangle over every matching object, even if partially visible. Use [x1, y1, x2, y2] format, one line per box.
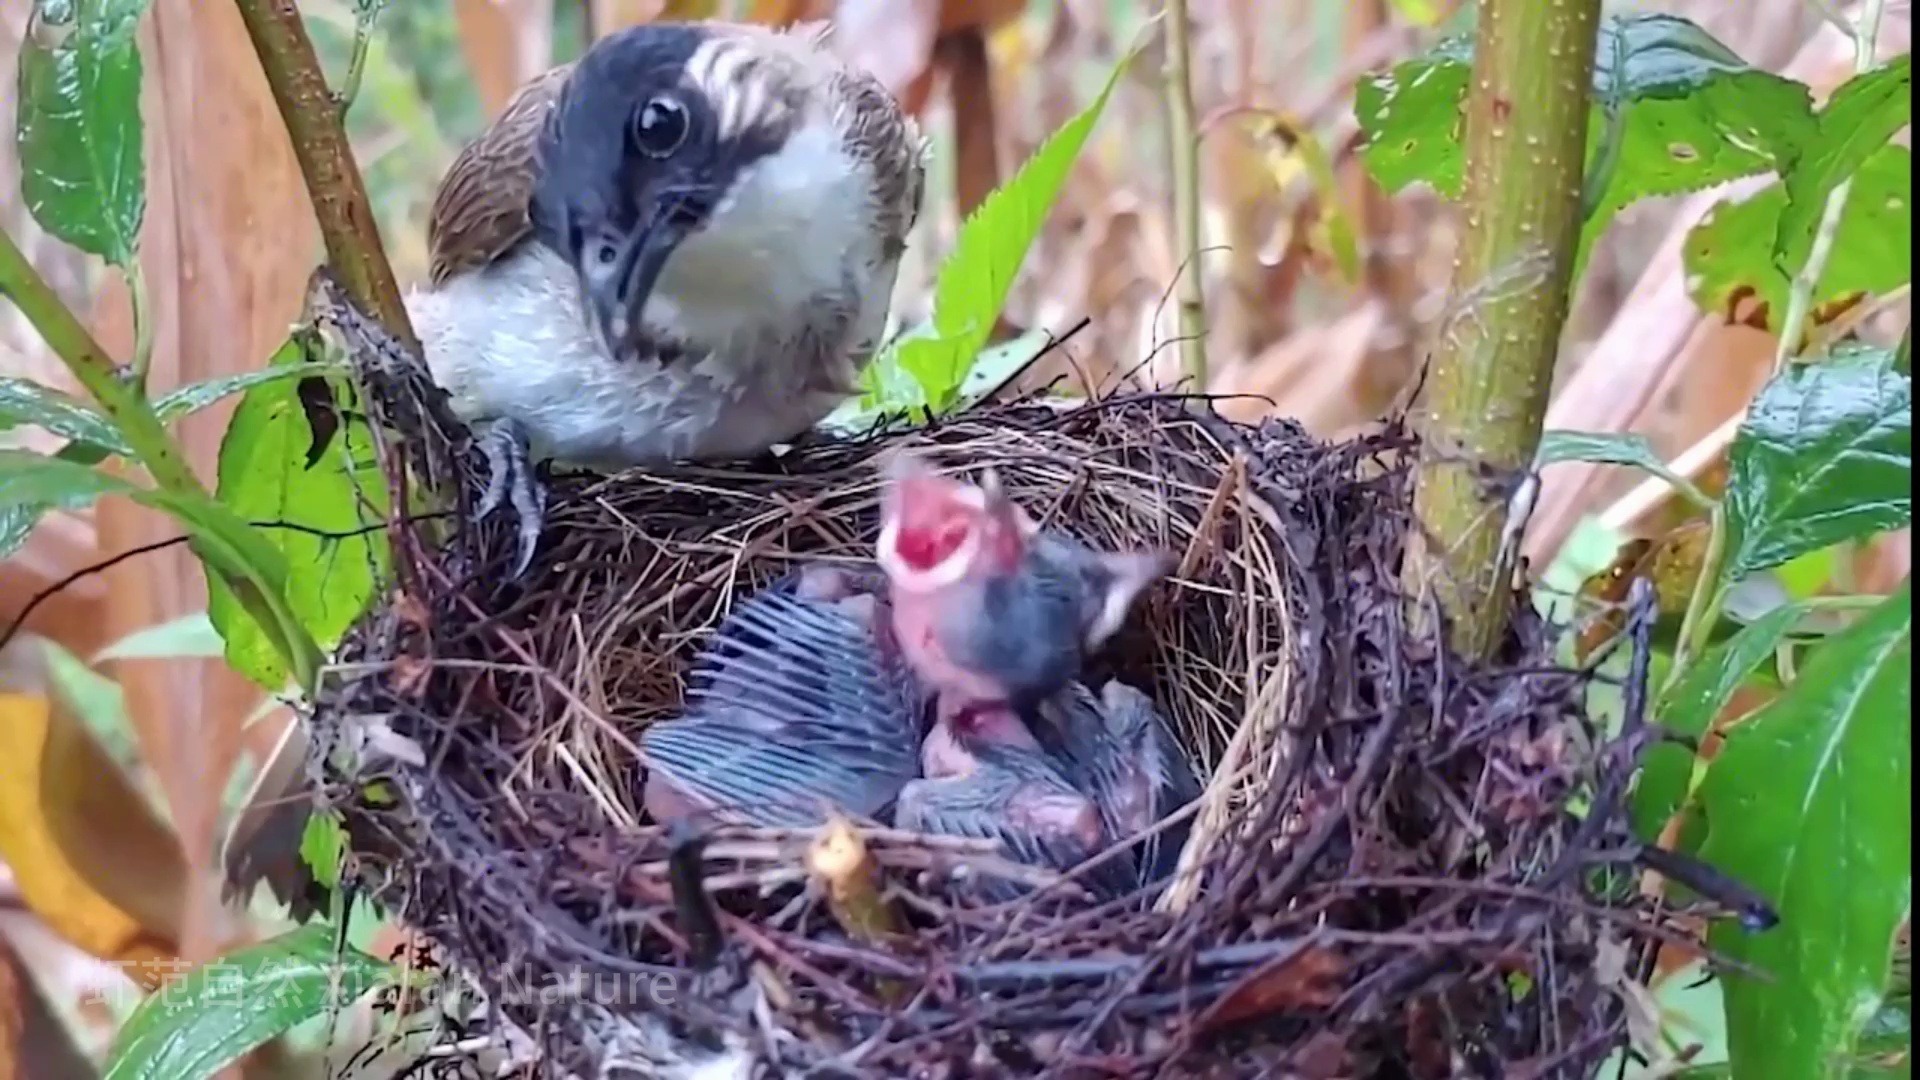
[405, 117, 897, 470]
[645, 119, 878, 347]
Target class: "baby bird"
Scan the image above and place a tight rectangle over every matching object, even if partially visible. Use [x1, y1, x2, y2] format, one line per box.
[1033, 680, 1202, 892]
[874, 451, 1171, 710]
[896, 696, 1134, 902]
[640, 569, 923, 827]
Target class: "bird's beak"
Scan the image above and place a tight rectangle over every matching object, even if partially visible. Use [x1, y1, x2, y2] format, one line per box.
[589, 206, 697, 354]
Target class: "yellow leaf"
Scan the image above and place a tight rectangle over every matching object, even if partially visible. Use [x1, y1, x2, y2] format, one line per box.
[0, 688, 182, 987]
[1250, 114, 1363, 285]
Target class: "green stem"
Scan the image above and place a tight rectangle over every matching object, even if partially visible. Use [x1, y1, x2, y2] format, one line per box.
[232, 0, 418, 354]
[1163, 0, 1209, 386]
[1771, 0, 1886, 369]
[1800, 593, 1888, 611]
[335, 0, 381, 115]
[1663, 504, 1728, 696]
[128, 262, 155, 391]
[1402, 0, 1604, 659]
[1579, 17, 1626, 223]
[0, 227, 200, 495]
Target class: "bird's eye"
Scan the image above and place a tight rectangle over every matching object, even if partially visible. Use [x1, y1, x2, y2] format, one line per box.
[632, 96, 690, 158]
[594, 240, 620, 267]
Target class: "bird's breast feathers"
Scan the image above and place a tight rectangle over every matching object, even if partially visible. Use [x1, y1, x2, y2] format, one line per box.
[407, 120, 897, 471]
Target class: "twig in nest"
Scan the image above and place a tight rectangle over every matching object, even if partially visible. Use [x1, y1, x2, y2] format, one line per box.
[666, 820, 724, 968]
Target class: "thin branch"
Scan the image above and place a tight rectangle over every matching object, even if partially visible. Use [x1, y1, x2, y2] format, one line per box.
[0, 228, 203, 497]
[335, 0, 385, 115]
[1773, 0, 1888, 369]
[231, 0, 418, 354]
[1162, 0, 1209, 386]
[0, 515, 444, 653]
[127, 263, 156, 389]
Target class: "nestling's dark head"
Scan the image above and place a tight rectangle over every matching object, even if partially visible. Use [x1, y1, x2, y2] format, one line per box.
[528, 21, 827, 359]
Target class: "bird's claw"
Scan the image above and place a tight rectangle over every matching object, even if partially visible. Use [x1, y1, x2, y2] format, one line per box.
[473, 418, 547, 578]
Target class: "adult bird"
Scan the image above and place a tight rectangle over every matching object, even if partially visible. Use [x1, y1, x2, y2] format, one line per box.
[407, 19, 926, 574]
[221, 20, 923, 918]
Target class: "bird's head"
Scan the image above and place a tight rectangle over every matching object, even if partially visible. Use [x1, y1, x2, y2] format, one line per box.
[876, 452, 1031, 594]
[529, 21, 879, 359]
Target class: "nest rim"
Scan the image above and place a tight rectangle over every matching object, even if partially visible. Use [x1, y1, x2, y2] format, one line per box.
[311, 384, 1680, 1079]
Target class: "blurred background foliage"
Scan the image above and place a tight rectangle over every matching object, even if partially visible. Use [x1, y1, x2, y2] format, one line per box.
[0, 0, 1910, 1076]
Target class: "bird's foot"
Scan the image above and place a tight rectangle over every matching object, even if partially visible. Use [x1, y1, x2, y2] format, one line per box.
[472, 417, 547, 578]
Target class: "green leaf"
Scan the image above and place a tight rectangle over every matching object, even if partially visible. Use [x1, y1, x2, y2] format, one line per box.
[0, 447, 144, 557]
[1355, 34, 1473, 197]
[206, 342, 388, 689]
[879, 48, 1134, 413]
[15, 0, 152, 267]
[1633, 602, 1810, 841]
[1776, 54, 1913, 279]
[1576, 16, 1815, 265]
[1686, 145, 1911, 334]
[0, 504, 40, 559]
[103, 924, 393, 1080]
[1536, 430, 1713, 508]
[1382, 0, 1444, 27]
[0, 449, 308, 669]
[91, 612, 226, 663]
[155, 365, 342, 426]
[39, 635, 145, 771]
[0, 446, 137, 509]
[299, 811, 344, 891]
[1723, 344, 1911, 581]
[1358, 15, 1814, 225]
[0, 377, 131, 456]
[1700, 583, 1910, 1080]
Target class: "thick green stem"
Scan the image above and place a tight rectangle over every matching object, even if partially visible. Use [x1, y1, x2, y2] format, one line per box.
[1402, 0, 1602, 659]
[1163, 0, 1208, 386]
[232, 0, 418, 354]
[0, 227, 202, 495]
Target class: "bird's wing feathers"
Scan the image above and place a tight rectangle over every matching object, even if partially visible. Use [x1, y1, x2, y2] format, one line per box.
[829, 68, 925, 251]
[687, 588, 919, 739]
[641, 718, 905, 825]
[897, 772, 1099, 875]
[427, 63, 574, 286]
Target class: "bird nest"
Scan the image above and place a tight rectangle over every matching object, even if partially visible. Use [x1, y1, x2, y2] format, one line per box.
[304, 275, 1686, 1078]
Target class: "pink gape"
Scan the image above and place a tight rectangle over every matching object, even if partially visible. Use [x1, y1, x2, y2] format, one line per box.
[873, 451, 1171, 710]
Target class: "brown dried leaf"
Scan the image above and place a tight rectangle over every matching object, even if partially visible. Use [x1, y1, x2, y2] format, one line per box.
[1195, 944, 1345, 1033]
[745, 0, 831, 23]
[1575, 538, 1653, 662]
[0, 936, 95, 1080]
